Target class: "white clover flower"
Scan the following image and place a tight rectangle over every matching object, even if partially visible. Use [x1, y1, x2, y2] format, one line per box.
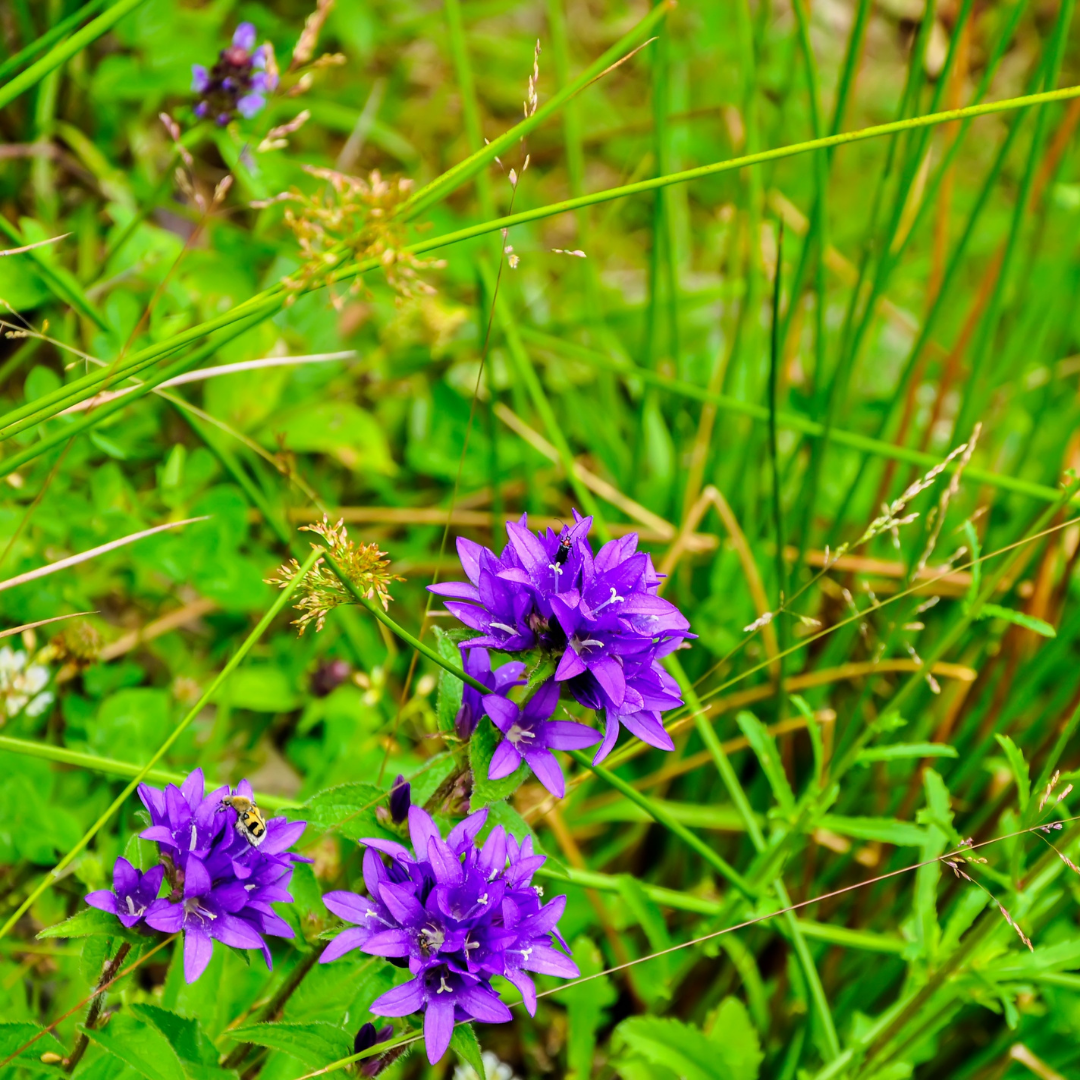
[0, 645, 54, 721]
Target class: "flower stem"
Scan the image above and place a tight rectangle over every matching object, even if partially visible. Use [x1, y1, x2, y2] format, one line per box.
[567, 749, 757, 898]
[63, 941, 131, 1073]
[321, 552, 488, 694]
[221, 945, 328, 1069]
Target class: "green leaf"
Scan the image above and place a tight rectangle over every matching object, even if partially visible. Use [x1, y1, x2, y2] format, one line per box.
[562, 937, 616, 1079]
[469, 717, 528, 810]
[705, 998, 763, 1080]
[978, 602, 1056, 637]
[226, 666, 301, 712]
[995, 734, 1031, 812]
[224, 1021, 351, 1068]
[449, 1023, 486, 1079]
[302, 782, 392, 842]
[37, 907, 145, 943]
[433, 625, 466, 736]
[790, 694, 824, 787]
[818, 815, 928, 847]
[856, 743, 959, 764]
[131, 1003, 218, 1067]
[617, 875, 673, 1004]
[80, 1015, 187, 1080]
[616, 1016, 737, 1080]
[0, 1021, 63, 1070]
[735, 711, 794, 813]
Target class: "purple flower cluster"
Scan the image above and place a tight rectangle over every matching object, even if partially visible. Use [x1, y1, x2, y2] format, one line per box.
[85, 769, 307, 983]
[430, 513, 692, 776]
[192, 23, 277, 125]
[320, 807, 576, 1065]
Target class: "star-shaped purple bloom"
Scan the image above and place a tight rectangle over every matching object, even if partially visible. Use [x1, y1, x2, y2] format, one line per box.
[483, 678, 600, 798]
[85, 858, 164, 929]
[320, 807, 577, 1065]
[455, 647, 525, 739]
[144, 856, 266, 983]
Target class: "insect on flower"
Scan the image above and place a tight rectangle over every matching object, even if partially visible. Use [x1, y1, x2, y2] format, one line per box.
[219, 791, 268, 847]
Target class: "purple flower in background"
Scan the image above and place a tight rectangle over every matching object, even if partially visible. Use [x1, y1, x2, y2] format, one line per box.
[191, 22, 277, 125]
[353, 1023, 396, 1077]
[85, 858, 164, 929]
[85, 768, 307, 982]
[320, 807, 577, 1065]
[483, 678, 600, 798]
[455, 647, 525, 739]
[433, 512, 693, 765]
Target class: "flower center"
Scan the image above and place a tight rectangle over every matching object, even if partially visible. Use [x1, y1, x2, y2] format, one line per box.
[183, 898, 216, 925]
[124, 895, 144, 917]
[592, 586, 626, 614]
[507, 724, 535, 746]
[490, 621, 518, 638]
[572, 636, 605, 654]
[190, 823, 198, 850]
[436, 976, 453, 994]
[420, 925, 445, 951]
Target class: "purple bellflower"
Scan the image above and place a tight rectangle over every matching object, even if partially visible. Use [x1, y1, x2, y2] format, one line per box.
[320, 806, 577, 1065]
[482, 677, 600, 798]
[84, 769, 307, 983]
[455, 646, 525, 740]
[85, 858, 165, 929]
[192, 23, 278, 125]
[431, 512, 693, 769]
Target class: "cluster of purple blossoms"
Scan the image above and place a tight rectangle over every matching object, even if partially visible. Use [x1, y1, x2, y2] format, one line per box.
[192, 23, 277, 125]
[320, 806, 577, 1065]
[86, 769, 307, 983]
[429, 513, 693, 786]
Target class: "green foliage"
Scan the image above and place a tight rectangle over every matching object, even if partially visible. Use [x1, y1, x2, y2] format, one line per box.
[449, 1023, 486, 1079]
[4, 0, 1080, 1078]
[223, 1022, 352, 1068]
[469, 717, 528, 810]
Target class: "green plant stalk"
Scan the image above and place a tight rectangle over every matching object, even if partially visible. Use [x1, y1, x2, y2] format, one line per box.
[401, 0, 675, 221]
[0, 0, 150, 112]
[0, 292, 282, 440]
[7, 79, 1080, 444]
[0, 313, 267, 478]
[567, 749, 756, 898]
[0, 547, 321, 941]
[831, 478, 1080, 781]
[0, 215, 108, 330]
[0, 736, 297, 809]
[518, 327, 1080, 509]
[540, 864, 905, 953]
[0, 0, 110, 83]
[952, 0, 1076, 442]
[666, 655, 841, 1059]
[321, 553, 490, 695]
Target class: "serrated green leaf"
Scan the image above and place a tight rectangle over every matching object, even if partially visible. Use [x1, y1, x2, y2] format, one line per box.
[616, 1016, 737, 1080]
[995, 734, 1031, 812]
[224, 1021, 351, 1068]
[469, 717, 528, 810]
[705, 998, 763, 1080]
[131, 1003, 217, 1067]
[80, 1015, 186, 1080]
[301, 782, 393, 842]
[433, 626, 467, 736]
[978, 602, 1056, 637]
[37, 907, 145, 943]
[856, 743, 959, 764]
[449, 1023, 486, 1079]
[735, 711, 794, 813]
[0, 1021, 63, 1069]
